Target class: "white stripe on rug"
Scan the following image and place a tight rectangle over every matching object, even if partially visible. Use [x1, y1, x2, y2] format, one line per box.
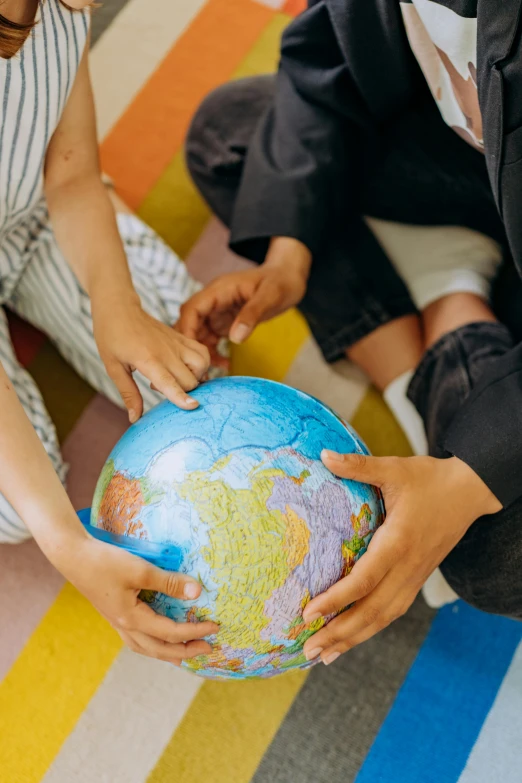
[458, 641, 522, 783]
[253, 0, 288, 8]
[42, 649, 201, 783]
[90, 0, 208, 140]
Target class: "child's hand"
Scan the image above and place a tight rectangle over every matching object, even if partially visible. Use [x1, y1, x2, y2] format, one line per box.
[301, 452, 501, 666]
[177, 237, 311, 348]
[56, 534, 219, 664]
[92, 296, 210, 420]
[0, 357, 216, 663]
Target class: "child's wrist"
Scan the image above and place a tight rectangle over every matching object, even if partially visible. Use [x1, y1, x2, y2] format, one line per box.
[448, 457, 502, 518]
[31, 511, 91, 569]
[90, 280, 141, 316]
[264, 236, 312, 279]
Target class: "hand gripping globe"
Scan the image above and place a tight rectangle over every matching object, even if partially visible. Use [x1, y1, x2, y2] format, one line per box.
[81, 377, 384, 679]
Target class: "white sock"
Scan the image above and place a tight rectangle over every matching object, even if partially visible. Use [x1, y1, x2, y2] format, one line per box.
[383, 370, 428, 457]
[366, 218, 502, 309]
[366, 218, 495, 607]
[383, 370, 458, 608]
[422, 569, 459, 608]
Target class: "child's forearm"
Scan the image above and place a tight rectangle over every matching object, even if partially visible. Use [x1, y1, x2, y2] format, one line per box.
[0, 362, 87, 560]
[45, 174, 138, 308]
[43, 42, 138, 312]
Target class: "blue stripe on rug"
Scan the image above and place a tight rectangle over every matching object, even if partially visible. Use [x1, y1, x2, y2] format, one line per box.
[355, 601, 522, 783]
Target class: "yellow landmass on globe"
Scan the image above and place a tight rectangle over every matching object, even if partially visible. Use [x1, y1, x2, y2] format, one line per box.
[351, 502, 373, 534]
[178, 464, 306, 660]
[282, 505, 310, 571]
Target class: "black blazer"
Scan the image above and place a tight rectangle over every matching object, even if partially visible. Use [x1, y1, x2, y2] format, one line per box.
[229, 0, 522, 507]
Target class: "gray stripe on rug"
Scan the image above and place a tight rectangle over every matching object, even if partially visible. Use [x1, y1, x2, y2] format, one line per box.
[252, 598, 435, 783]
[90, 0, 132, 45]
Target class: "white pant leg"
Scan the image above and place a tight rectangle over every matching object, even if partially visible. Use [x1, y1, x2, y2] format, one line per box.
[9, 213, 201, 414]
[365, 218, 502, 310]
[0, 309, 66, 544]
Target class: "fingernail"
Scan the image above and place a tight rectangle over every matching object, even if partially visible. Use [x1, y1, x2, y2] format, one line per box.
[303, 611, 322, 624]
[129, 409, 138, 424]
[217, 338, 230, 358]
[184, 583, 200, 599]
[184, 397, 198, 408]
[230, 324, 250, 344]
[323, 652, 341, 666]
[305, 646, 323, 661]
[321, 449, 344, 462]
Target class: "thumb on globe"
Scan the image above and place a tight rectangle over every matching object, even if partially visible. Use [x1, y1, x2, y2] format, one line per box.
[321, 451, 388, 488]
[142, 565, 202, 601]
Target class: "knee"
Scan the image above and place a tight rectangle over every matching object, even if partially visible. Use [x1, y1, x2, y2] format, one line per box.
[185, 75, 274, 181]
[186, 82, 243, 182]
[440, 501, 522, 619]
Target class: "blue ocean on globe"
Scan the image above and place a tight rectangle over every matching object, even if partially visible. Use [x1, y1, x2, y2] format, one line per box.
[90, 377, 385, 679]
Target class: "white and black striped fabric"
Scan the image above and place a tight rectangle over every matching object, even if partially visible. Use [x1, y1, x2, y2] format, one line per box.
[0, 1, 89, 302]
[0, 3, 201, 542]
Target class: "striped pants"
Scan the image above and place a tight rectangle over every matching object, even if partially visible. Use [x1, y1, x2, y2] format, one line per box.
[0, 212, 200, 543]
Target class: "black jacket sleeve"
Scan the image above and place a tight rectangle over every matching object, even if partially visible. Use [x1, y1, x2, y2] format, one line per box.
[444, 340, 522, 508]
[229, 0, 372, 261]
[444, 19, 522, 509]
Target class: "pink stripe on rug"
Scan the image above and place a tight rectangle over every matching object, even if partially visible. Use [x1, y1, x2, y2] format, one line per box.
[185, 218, 252, 285]
[62, 394, 128, 512]
[0, 395, 127, 680]
[0, 540, 63, 680]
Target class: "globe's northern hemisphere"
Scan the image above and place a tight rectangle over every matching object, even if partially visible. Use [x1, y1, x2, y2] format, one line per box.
[92, 377, 385, 679]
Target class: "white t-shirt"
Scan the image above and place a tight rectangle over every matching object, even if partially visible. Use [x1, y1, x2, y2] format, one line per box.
[400, 0, 483, 151]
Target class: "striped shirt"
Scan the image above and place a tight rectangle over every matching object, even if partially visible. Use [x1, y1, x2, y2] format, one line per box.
[0, 0, 89, 302]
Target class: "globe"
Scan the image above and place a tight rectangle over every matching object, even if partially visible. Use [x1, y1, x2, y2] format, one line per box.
[90, 377, 384, 679]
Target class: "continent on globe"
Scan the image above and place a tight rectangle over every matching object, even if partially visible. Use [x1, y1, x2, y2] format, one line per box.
[93, 460, 147, 539]
[89, 377, 385, 679]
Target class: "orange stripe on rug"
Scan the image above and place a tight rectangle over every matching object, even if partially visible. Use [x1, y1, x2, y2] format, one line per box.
[283, 0, 306, 16]
[100, 0, 275, 210]
[137, 11, 290, 257]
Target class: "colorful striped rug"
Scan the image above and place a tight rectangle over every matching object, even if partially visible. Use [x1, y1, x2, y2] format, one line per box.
[1, 2, 521, 781]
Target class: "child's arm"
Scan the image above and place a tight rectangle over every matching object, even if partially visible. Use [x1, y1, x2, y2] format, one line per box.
[43, 40, 209, 420]
[0, 360, 217, 661]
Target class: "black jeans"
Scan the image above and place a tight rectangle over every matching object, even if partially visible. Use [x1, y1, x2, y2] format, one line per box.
[186, 76, 522, 618]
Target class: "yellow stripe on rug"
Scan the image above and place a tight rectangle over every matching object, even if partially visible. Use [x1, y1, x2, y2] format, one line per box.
[138, 13, 291, 258]
[0, 584, 122, 782]
[147, 670, 306, 783]
[351, 386, 413, 458]
[232, 309, 310, 382]
[233, 10, 290, 77]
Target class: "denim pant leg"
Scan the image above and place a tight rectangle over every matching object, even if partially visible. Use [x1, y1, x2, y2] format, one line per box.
[408, 323, 522, 618]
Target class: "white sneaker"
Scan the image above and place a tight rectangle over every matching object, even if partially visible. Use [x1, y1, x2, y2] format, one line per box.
[422, 567, 459, 609]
